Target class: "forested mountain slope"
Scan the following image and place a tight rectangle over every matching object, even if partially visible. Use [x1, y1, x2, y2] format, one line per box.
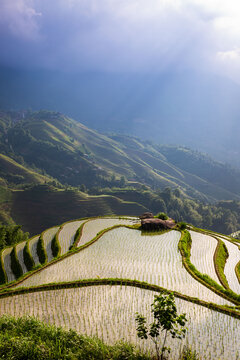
[1, 110, 240, 202]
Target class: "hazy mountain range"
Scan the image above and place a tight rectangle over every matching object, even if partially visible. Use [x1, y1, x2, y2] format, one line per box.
[1, 67, 240, 167]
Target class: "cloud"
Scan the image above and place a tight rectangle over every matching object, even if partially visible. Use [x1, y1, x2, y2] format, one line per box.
[0, 0, 41, 40]
[0, 0, 240, 80]
[217, 48, 240, 61]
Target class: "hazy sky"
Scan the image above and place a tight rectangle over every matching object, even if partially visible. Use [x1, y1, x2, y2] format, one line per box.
[0, 0, 240, 81]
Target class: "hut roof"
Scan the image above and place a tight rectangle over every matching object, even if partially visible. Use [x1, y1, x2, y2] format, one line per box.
[141, 218, 175, 229]
[139, 212, 154, 219]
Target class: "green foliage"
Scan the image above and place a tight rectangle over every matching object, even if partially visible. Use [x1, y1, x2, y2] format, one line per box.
[119, 175, 127, 187]
[70, 225, 83, 250]
[177, 222, 187, 230]
[0, 315, 150, 360]
[235, 261, 240, 284]
[179, 346, 199, 360]
[10, 245, 23, 278]
[0, 224, 29, 250]
[23, 241, 35, 271]
[156, 212, 168, 220]
[136, 292, 187, 360]
[36, 235, 47, 264]
[178, 231, 192, 258]
[51, 234, 61, 258]
[106, 187, 240, 235]
[214, 240, 229, 289]
[0, 250, 7, 284]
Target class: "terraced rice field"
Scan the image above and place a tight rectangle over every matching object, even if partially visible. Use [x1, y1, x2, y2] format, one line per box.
[58, 220, 86, 254]
[28, 235, 40, 265]
[0, 285, 239, 360]
[15, 241, 27, 274]
[78, 217, 139, 246]
[1, 216, 240, 359]
[189, 231, 220, 285]
[218, 237, 240, 293]
[42, 226, 60, 262]
[15, 228, 231, 305]
[2, 247, 15, 282]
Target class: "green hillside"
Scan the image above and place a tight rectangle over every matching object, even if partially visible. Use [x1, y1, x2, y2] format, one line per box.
[1, 110, 240, 235]
[0, 154, 50, 186]
[1, 110, 240, 202]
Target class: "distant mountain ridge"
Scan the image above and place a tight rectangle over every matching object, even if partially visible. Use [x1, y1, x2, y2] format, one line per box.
[1, 68, 240, 167]
[1, 109, 240, 203]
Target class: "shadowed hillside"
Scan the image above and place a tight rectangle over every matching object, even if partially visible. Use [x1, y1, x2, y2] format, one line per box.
[11, 185, 146, 235]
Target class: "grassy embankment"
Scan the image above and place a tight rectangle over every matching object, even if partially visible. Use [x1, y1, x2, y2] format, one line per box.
[178, 230, 240, 305]
[0, 315, 151, 360]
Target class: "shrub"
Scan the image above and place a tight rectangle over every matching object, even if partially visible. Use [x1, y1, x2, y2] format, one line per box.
[136, 292, 187, 360]
[156, 212, 169, 220]
[177, 222, 187, 230]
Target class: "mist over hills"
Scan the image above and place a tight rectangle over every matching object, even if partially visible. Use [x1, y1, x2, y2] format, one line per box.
[1, 67, 240, 167]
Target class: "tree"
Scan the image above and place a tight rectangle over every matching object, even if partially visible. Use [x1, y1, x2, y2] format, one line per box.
[135, 292, 187, 360]
[156, 212, 168, 220]
[119, 175, 126, 187]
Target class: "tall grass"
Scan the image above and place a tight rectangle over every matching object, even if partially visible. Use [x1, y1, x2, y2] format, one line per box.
[0, 315, 151, 360]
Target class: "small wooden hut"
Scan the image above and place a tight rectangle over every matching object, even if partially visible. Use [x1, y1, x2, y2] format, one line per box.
[141, 218, 175, 231]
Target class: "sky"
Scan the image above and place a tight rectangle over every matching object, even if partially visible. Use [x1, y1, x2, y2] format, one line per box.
[0, 0, 240, 81]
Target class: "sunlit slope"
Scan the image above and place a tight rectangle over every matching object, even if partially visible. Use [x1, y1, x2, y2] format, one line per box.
[0, 154, 50, 186]
[2, 110, 240, 201]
